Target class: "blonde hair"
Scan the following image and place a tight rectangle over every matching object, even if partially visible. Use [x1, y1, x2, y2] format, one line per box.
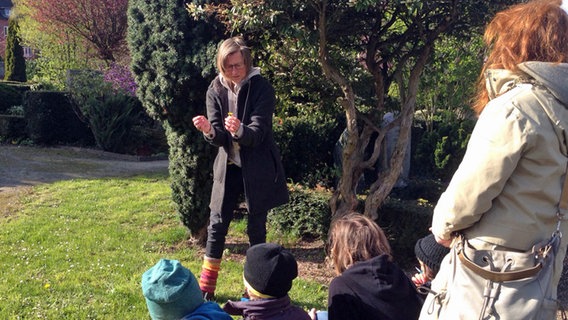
[473, 0, 568, 114]
[216, 36, 252, 78]
[328, 212, 392, 274]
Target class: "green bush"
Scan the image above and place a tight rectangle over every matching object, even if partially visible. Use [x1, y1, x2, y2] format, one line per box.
[273, 114, 343, 188]
[268, 186, 332, 240]
[128, 0, 225, 239]
[378, 196, 435, 269]
[66, 69, 167, 155]
[0, 115, 26, 141]
[129, 121, 169, 156]
[85, 93, 161, 154]
[265, 182, 436, 269]
[23, 91, 94, 145]
[411, 112, 475, 181]
[389, 178, 446, 203]
[0, 83, 23, 113]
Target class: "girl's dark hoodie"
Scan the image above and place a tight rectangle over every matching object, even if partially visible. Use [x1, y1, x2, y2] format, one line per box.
[328, 254, 422, 320]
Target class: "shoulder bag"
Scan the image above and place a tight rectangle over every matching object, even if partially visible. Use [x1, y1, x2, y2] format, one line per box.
[420, 171, 568, 320]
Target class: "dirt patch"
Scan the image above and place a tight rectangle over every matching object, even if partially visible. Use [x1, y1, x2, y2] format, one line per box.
[0, 186, 32, 218]
[219, 238, 333, 285]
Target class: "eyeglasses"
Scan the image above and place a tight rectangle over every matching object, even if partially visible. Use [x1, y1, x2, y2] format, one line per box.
[225, 63, 245, 71]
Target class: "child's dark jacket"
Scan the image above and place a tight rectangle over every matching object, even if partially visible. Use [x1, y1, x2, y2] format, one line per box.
[223, 295, 311, 320]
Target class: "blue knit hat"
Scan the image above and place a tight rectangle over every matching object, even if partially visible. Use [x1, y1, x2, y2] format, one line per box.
[142, 259, 203, 320]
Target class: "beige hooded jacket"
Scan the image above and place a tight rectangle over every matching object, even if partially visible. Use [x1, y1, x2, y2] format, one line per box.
[431, 61, 568, 285]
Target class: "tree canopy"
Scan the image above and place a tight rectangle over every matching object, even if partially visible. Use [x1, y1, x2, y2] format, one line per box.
[13, 0, 125, 88]
[16, 0, 128, 63]
[189, 0, 519, 219]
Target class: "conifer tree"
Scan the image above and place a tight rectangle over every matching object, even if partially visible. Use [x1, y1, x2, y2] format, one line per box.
[4, 17, 26, 82]
[127, 0, 224, 241]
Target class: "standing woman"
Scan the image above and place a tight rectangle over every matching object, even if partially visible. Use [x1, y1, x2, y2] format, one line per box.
[421, 0, 568, 319]
[192, 36, 289, 299]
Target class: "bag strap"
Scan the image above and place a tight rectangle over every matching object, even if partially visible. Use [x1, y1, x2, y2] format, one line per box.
[458, 163, 568, 282]
[553, 164, 568, 236]
[560, 168, 568, 214]
[457, 239, 544, 282]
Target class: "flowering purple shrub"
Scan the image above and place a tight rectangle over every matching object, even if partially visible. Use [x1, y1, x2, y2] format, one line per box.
[103, 63, 137, 96]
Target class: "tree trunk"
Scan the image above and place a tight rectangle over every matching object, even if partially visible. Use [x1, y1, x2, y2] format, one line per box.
[365, 106, 414, 219]
[329, 115, 363, 219]
[316, 0, 446, 222]
[364, 42, 433, 219]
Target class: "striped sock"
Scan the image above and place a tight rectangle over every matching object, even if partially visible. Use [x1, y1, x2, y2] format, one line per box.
[199, 255, 221, 297]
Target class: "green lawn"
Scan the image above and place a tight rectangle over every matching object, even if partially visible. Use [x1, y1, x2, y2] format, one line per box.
[0, 174, 327, 319]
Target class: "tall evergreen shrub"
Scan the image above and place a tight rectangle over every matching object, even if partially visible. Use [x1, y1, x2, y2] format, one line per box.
[4, 17, 26, 82]
[127, 1, 224, 240]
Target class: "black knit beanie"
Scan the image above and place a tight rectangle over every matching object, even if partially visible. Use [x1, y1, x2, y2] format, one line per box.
[244, 243, 298, 298]
[414, 234, 450, 274]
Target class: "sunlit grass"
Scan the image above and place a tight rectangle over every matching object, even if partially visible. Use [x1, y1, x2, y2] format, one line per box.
[0, 174, 327, 318]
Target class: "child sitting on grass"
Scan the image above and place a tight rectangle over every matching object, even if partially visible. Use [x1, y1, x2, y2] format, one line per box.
[142, 258, 232, 320]
[310, 212, 423, 320]
[222, 243, 311, 320]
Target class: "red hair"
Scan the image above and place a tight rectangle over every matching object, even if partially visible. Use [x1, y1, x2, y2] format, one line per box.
[473, 0, 568, 114]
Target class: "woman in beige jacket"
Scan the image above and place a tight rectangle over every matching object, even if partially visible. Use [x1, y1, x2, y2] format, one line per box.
[420, 1, 568, 319]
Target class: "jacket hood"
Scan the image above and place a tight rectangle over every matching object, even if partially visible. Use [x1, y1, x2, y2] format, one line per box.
[518, 62, 568, 106]
[519, 62, 568, 156]
[486, 62, 568, 156]
[219, 67, 261, 92]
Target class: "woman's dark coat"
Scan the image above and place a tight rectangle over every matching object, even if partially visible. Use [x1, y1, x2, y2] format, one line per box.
[205, 74, 289, 214]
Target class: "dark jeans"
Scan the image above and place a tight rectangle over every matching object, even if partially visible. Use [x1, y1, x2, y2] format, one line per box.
[205, 164, 267, 259]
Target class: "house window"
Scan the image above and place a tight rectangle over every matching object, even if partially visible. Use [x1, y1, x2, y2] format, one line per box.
[3, 26, 7, 36]
[23, 47, 32, 58]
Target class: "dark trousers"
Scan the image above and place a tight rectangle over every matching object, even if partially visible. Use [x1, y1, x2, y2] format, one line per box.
[205, 164, 267, 259]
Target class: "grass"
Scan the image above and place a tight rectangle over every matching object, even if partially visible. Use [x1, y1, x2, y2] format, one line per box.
[0, 174, 328, 319]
